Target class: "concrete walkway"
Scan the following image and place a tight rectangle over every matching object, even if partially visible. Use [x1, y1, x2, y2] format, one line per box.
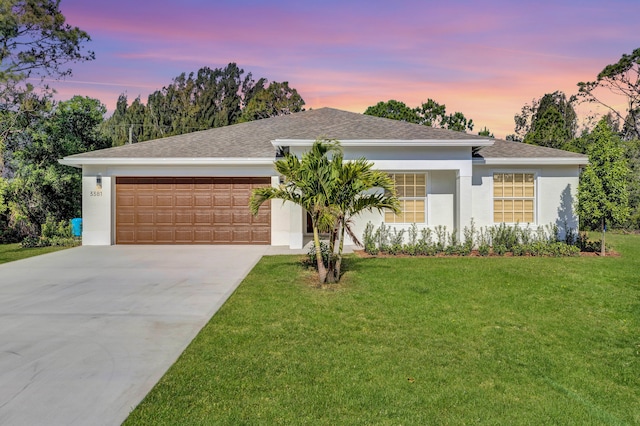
[0, 245, 278, 425]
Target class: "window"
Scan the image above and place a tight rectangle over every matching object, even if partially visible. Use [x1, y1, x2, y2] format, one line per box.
[493, 173, 535, 223]
[385, 173, 426, 223]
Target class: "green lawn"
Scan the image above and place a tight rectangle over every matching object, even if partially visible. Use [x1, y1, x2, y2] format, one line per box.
[0, 243, 70, 265]
[125, 234, 640, 425]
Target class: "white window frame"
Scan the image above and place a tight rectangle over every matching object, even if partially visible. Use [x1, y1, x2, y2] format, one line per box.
[385, 172, 429, 224]
[491, 170, 538, 225]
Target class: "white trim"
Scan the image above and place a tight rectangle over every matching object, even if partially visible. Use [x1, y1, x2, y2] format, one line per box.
[59, 157, 275, 167]
[474, 157, 587, 166]
[272, 139, 494, 147]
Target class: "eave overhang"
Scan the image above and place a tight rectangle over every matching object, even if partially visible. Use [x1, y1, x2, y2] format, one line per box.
[272, 139, 495, 147]
[58, 157, 275, 168]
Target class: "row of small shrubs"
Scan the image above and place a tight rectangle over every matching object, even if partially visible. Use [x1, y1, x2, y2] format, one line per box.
[362, 221, 601, 257]
[20, 218, 80, 248]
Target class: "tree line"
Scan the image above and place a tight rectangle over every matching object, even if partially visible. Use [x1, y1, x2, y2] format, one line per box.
[103, 64, 304, 146]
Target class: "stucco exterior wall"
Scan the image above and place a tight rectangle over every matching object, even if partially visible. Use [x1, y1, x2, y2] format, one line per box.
[471, 164, 581, 235]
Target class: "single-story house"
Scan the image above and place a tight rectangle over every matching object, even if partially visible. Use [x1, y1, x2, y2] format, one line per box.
[60, 108, 588, 248]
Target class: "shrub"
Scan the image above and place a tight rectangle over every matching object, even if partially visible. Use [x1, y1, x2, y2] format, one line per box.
[478, 243, 490, 256]
[375, 223, 391, 253]
[490, 223, 518, 250]
[363, 222, 378, 255]
[388, 228, 405, 255]
[494, 244, 507, 256]
[307, 240, 331, 269]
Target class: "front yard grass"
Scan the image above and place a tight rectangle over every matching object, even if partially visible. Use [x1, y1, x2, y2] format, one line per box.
[125, 234, 640, 425]
[0, 243, 70, 265]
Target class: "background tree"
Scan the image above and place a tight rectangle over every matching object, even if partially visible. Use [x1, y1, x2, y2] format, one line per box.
[478, 126, 494, 138]
[514, 91, 577, 149]
[578, 47, 640, 140]
[415, 98, 447, 126]
[364, 100, 420, 123]
[577, 119, 630, 255]
[1, 0, 94, 149]
[102, 64, 306, 145]
[239, 81, 305, 122]
[365, 99, 475, 132]
[3, 96, 108, 236]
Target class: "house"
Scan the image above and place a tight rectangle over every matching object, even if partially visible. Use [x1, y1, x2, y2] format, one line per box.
[60, 108, 588, 248]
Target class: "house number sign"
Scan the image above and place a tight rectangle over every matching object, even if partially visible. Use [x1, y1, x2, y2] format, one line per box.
[90, 191, 103, 197]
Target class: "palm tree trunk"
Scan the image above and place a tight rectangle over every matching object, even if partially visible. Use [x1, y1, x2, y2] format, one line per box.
[334, 221, 346, 281]
[313, 225, 328, 283]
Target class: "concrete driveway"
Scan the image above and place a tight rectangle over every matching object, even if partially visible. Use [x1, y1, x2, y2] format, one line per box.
[0, 245, 272, 425]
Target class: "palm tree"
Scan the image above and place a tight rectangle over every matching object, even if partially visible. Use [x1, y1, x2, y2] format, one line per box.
[250, 140, 340, 282]
[250, 138, 400, 283]
[327, 155, 399, 282]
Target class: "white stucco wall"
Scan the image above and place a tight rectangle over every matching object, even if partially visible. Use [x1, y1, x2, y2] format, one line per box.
[471, 164, 581, 235]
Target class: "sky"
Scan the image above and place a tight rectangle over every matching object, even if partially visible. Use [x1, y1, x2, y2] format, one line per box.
[49, 0, 639, 139]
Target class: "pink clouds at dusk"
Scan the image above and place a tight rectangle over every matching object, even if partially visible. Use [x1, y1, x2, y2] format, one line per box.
[51, 0, 639, 138]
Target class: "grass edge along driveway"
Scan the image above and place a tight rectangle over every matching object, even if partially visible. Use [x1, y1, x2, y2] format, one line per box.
[0, 243, 70, 265]
[125, 234, 639, 425]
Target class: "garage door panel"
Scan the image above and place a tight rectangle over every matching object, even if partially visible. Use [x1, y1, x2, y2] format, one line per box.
[252, 212, 270, 224]
[251, 229, 270, 243]
[116, 177, 270, 244]
[214, 211, 232, 224]
[136, 212, 155, 225]
[156, 195, 173, 207]
[155, 212, 174, 224]
[175, 212, 193, 224]
[213, 229, 232, 242]
[194, 195, 212, 207]
[136, 229, 156, 243]
[194, 212, 212, 224]
[233, 211, 250, 223]
[175, 195, 192, 207]
[117, 212, 135, 225]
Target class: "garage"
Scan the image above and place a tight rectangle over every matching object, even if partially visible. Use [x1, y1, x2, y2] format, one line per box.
[115, 177, 271, 244]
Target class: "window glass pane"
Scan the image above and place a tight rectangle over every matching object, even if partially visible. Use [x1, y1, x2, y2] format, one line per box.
[515, 173, 524, 183]
[387, 173, 427, 223]
[504, 186, 513, 197]
[514, 212, 523, 223]
[385, 210, 395, 223]
[525, 174, 534, 183]
[504, 173, 513, 183]
[504, 212, 514, 223]
[524, 212, 534, 223]
[494, 173, 503, 183]
[514, 186, 523, 197]
[524, 186, 534, 197]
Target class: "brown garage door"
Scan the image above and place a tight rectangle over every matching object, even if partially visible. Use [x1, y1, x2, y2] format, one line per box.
[115, 177, 271, 244]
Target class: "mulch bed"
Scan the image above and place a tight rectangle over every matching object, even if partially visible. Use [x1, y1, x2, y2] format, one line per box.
[354, 249, 620, 258]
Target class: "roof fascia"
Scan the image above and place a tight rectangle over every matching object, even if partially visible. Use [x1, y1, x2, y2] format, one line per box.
[473, 157, 588, 166]
[272, 139, 494, 147]
[58, 157, 275, 167]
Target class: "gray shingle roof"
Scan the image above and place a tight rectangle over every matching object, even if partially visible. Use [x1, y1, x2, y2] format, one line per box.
[64, 107, 587, 161]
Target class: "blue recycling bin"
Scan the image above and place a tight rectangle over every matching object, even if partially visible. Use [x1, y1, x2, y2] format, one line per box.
[70, 218, 83, 237]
